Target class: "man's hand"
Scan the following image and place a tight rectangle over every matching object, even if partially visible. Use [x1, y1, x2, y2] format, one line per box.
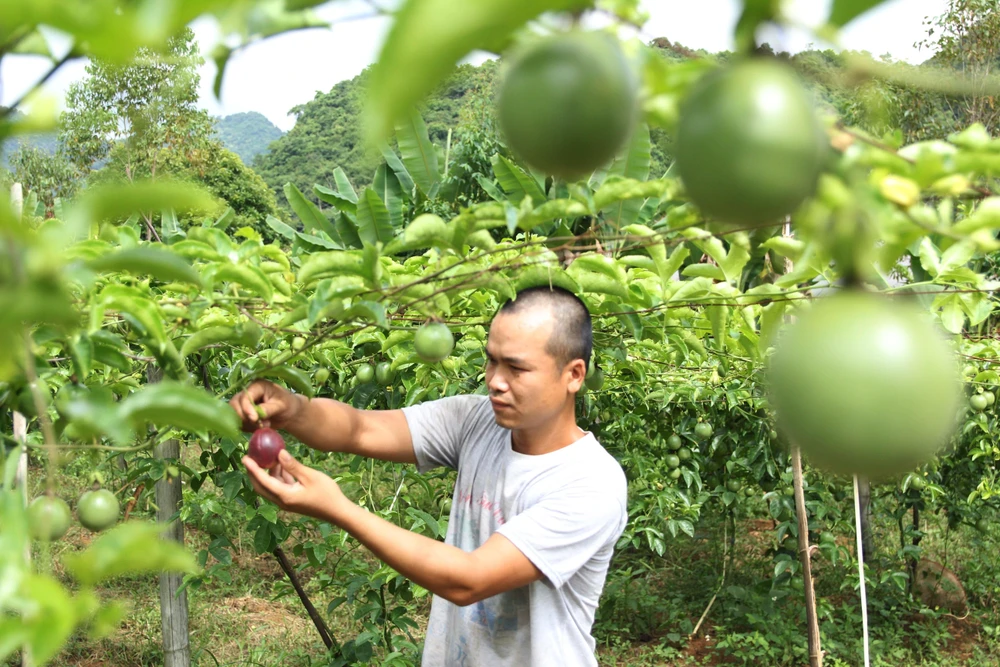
[230, 380, 306, 432]
[243, 449, 348, 522]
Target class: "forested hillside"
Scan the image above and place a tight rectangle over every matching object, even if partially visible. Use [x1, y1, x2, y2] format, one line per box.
[253, 61, 510, 207]
[216, 111, 284, 164]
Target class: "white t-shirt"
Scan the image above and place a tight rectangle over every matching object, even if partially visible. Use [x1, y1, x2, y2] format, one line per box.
[402, 395, 628, 667]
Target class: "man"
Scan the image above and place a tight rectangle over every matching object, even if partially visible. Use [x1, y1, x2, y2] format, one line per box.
[231, 286, 628, 666]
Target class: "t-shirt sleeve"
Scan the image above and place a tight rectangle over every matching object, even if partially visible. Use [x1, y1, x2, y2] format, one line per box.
[496, 480, 627, 589]
[401, 395, 485, 473]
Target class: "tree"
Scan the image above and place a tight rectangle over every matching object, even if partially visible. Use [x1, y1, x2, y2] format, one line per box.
[919, 0, 1000, 134]
[59, 28, 279, 237]
[5, 145, 79, 215]
[60, 28, 214, 179]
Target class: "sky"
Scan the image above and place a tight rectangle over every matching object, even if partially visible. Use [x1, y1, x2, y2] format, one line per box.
[0, 0, 948, 133]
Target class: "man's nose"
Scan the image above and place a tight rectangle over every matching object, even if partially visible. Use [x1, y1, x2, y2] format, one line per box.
[488, 370, 509, 393]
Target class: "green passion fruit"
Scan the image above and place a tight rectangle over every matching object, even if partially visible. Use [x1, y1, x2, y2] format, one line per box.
[414, 323, 454, 363]
[355, 363, 375, 384]
[497, 31, 638, 180]
[77, 489, 121, 532]
[675, 58, 827, 227]
[375, 362, 395, 385]
[585, 368, 605, 391]
[28, 495, 71, 542]
[971, 393, 988, 411]
[694, 422, 713, 440]
[768, 291, 962, 479]
[667, 434, 683, 450]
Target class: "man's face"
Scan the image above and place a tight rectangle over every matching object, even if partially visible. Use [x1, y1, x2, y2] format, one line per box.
[485, 306, 584, 430]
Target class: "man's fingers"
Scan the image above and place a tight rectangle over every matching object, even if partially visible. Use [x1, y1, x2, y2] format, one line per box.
[243, 457, 287, 499]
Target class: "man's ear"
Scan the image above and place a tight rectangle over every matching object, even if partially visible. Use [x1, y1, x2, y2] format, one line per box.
[567, 358, 586, 392]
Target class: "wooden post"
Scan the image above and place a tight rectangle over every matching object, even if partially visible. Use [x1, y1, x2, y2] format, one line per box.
[792, 448, 823, 667]
[11, 182, 33, 667]
[148, 366, 191, 667]
[857, 477, 874, 562]
[783, 219, 823, 667]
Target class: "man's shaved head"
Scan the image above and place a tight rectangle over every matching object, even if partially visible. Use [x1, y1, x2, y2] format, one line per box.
[496, 286, 592, 369]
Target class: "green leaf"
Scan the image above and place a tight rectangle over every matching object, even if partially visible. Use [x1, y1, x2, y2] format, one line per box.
[682, 264, 726, 281]
[64, 522, 199, 587]
[211, 44, 232, 99]
[568, 253, 628, 287]
[828, 0, 888, 27]
[475, 174, 507, 203]
[314, 185, 358, 217]
[402, 213, 450, 249]
[602, 124, 651, 229]
[88, 246, 202, 286]
[297, 250, 366, 285]
[333, 167, 359, 204]
[365, 0, 590, 142]
[395, 112, 440, 195]
[70, 333, 94, 380]
[90, 330, 131, 372]
[170, 239, 223, 262]
[492, 154, 546, 205]
[938, 294, 967, 334]
[356, 188, 396, 245]
[206, 263, 274, 301]
[295, 231, 341, 250]
[513, 265, 581, 294]
[593, 178, 673, 211]
[573, 272, 628, 298]
[11, 29, 52, 57]
[334, 213, 364, 250]
[211, 207, 237, 231]
[71, 180, 220, 225]
[120, 381, 240, 439]
[761, 236, 806, 262]
[379, 144, 418, 195]
[179, 326, 238, 358]
[939, 240, 976, 275]
[100, 285, 167, 344]
[265, 215, 297, 240]
[56, 385, 132, 445]
[373, 163, 405, 230]
[283, 183, 343, 246]
[20, 574, 76, 665]
[517, 198, 589, 232]
[161, 208, 184, 242]
[343, 300, 388, 328]
[759, 301, 789, 352]
[254, 365, 314, 397]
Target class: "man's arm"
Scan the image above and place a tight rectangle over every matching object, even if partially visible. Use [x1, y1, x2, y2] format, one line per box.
[285, 395, 416, 464]
[244, 450, 544, 606]
[338, 501, 544, 606]
[231, 380, 416, 464]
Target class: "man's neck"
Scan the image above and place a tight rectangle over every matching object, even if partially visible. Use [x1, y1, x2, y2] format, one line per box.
[510, 409, 585, 456]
